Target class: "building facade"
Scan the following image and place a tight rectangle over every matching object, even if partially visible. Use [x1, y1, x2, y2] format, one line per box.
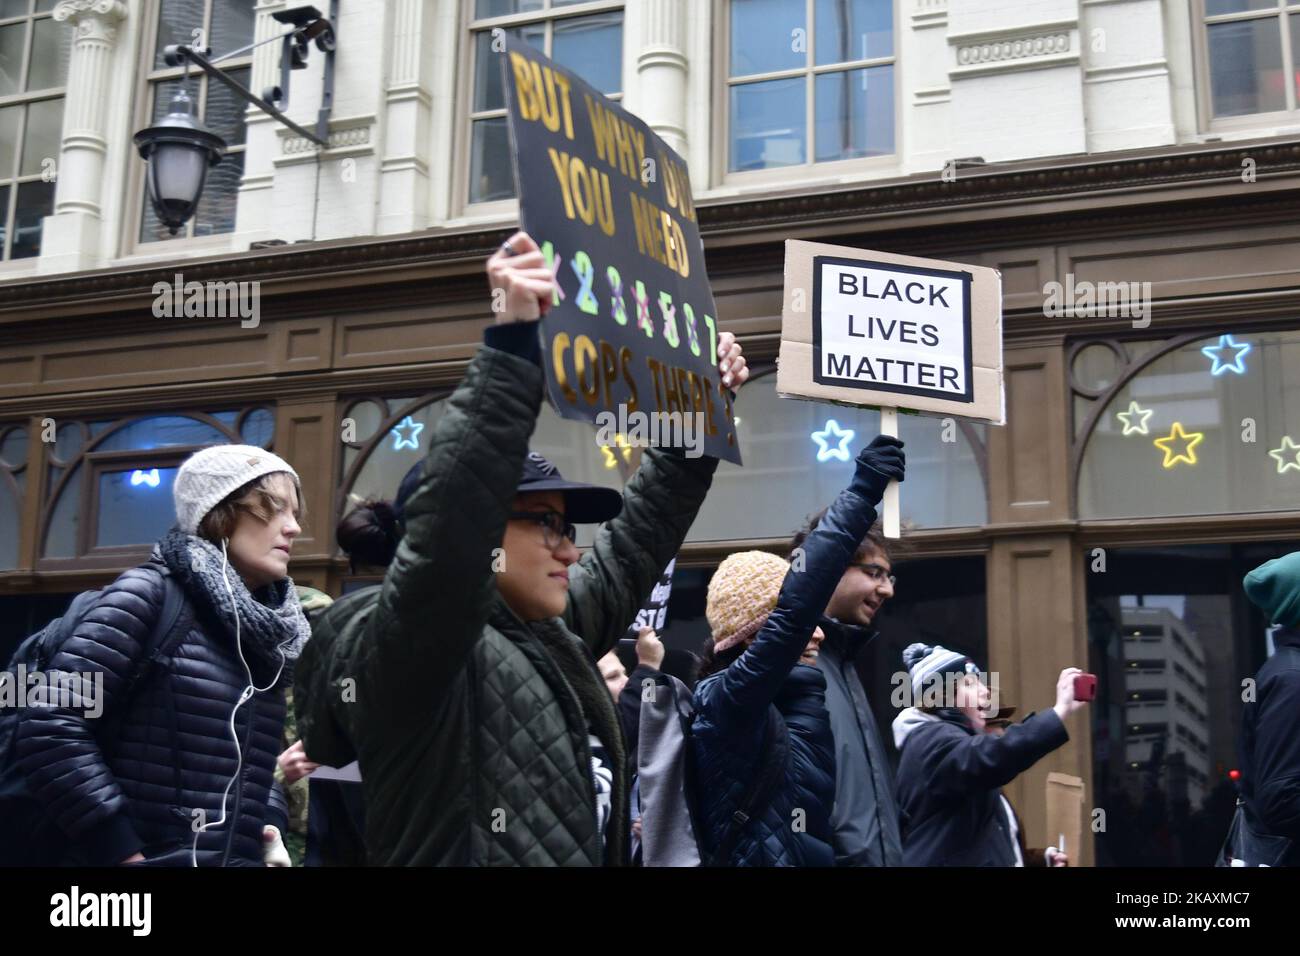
[3, 0, 1300, 866]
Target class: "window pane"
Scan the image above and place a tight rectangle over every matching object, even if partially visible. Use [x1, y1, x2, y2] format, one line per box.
[348, 400, 451, 513]
[468, 115, 515, 203]
[729, 76, 805, 171]
[1292, 14, 1300, 103]
[43, 464, 79, 557]
[1207, 17, 1285, 117]
[730, 0, 805, 77]
[815, 64, 893, 162]
[204, 67, 249, 146]
[0, 474, 18, 570]
[1079, 330, 1300, 519]
[553, 13, 622, 94]
[96, 467, 179, 547]
[816, 0, 892, 65]
[192, 148, 243, 236]
[151, 78, 186, 122]
[473, 24, 543, 113]
[155, 0, 205, 69]
[240, 408, 275, 447]
[10, 178, 52, 259]
[0, 426, 25, 467]
[27, 14, 71, 90]
[97, 416, 230, 452]
[1204, 0, 1275, 14]
[0, 2, 31, 20]
[1087, 543, 1291, 866]
[20, 96, 60, 176]
[36, 0, 56, 11]
[0, 22, 25, 96]
[0, 104, 19, 177]
[0, 184, 8, 255]
[474, 0, 544, 19]
[210, 0, 256, 57]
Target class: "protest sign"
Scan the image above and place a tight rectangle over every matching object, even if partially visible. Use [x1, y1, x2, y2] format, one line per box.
[502, 37, 742, 464]
[624, 558, 675, 641]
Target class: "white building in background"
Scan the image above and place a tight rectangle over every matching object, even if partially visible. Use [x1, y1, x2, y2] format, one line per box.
[1120, 606, 1211, 807]
[4, 0, 1299, 276]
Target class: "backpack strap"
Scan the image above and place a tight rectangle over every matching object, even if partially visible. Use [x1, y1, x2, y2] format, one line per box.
[707, 705, 792, 867]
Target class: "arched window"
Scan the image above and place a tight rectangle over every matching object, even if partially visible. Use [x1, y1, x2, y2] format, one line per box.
[41, 408, 276, 561]
[0, 424, 28, 570]
[1074, 330, 1300, 519]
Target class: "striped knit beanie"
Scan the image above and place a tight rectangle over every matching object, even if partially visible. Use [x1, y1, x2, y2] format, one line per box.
[903, 643, 980, 700]
[706, 551, 790, 653]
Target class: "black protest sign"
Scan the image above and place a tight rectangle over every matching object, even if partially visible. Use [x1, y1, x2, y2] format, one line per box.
[501, 37, 742, 465]
[625, 558, 675, 641]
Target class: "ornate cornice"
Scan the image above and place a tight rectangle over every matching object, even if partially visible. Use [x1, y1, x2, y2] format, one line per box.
[2, 138, 1299, 314]
[53, 0, 127, 42]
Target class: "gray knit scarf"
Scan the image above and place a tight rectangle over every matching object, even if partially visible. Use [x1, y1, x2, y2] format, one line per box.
[157, 528, 310, 688]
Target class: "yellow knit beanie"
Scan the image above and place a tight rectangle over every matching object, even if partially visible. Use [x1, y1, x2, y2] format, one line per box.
[706, 550, 790, 653]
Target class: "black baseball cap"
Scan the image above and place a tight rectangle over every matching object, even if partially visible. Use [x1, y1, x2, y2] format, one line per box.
[393, 451, 622, 525]
[517, 451, 623, 524]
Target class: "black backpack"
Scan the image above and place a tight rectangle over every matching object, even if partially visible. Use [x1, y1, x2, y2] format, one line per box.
[0, 565, 190, 866]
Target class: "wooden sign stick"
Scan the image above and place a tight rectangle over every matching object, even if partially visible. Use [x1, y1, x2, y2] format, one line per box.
[880, 407, 900, 539]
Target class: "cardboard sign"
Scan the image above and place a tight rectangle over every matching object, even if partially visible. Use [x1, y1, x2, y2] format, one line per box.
[1045, 772, 1085, 862]
[625, 559, 675, 641]
[778, 239, 1004, 425]
[502, 38, 742, 464]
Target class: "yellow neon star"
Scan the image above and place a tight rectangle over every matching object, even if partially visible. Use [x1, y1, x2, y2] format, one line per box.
[1116, 400, 1154, 436]
[1153, 422, 1204, 469]
[1268, 435, 1300, 475]
[601, 434, 634, 469]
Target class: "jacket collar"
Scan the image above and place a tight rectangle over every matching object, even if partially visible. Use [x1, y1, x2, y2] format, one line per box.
[1275, 626, 1300, 650]
[819, 615, 878, 661]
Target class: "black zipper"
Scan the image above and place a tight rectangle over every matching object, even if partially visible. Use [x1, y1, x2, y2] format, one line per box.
[219, 694, 257, 867]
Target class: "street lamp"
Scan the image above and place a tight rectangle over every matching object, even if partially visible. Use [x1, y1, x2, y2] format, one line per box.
[133, 3, 337, 236]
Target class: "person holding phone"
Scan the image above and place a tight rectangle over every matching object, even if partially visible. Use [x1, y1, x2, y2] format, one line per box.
[891, 647, 1088, 866]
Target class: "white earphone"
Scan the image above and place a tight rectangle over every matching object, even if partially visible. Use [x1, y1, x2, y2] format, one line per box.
[190, 537, 294, 867]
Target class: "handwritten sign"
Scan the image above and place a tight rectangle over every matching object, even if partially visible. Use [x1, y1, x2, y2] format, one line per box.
[502, 37, 742, 464]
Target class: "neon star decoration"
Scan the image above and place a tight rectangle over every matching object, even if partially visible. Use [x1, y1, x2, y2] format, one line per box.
[1116, 401, 1154, 436]
[1268, 436, 1300, 475]
[601, 434, 634, 469]
[812, 420, 855, 463]
[1153, 422, 1204, 469]
[1200, 335, 1251, 376]
[130, 469, 161, 488]
[390, 416, 424, 451]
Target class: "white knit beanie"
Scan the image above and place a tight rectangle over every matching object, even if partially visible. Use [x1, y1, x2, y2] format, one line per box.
[173, 444, 300, 535]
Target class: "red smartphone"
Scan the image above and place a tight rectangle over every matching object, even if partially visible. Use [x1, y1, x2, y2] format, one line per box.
[1073, 673, 1097, 702]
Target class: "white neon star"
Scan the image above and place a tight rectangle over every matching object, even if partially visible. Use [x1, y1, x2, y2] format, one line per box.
[1116, 400, 1154, 436]
[390, 416, 424, 451]
[811, 419, 855, 463]
[1268, 436, 1300, 475]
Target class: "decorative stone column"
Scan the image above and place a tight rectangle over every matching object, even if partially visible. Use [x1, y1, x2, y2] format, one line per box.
[38, 0, 126, 272]
[636, 0, 689, 159]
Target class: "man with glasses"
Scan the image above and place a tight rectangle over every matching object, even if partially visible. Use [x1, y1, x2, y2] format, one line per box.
[298, 232, 750, 867]
[788, 516, 903, 867]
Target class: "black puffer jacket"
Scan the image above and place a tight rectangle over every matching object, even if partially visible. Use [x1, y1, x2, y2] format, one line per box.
[16, 560, 292, 866]
[1238, 626, 1300, 863]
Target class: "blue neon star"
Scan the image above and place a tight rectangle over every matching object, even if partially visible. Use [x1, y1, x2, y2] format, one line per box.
[811, 419, 855, 463]
[390, 416, 424, 451]
[1200, 335, 1251, 376]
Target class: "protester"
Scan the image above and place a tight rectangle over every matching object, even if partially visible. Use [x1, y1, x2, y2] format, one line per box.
[892, 646, 1086, 866]
[296, 231, 750, 866]
[1234, 552, 1300, 865]
[984, 707, 1067, 867]
[689, 436, 905, 866]
[598, 651, 629, 702]
[617, 627, 666, 755]
[15, 446, 308, 866]
[788, 513, 902, 866]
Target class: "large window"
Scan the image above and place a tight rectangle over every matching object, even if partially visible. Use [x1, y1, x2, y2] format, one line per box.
[0, 0, 70, 260]
[465, 0, 623, 206]
[1200, 0, 1300, 121]
[726, 0, 894, 173]
[0, 422, 27, 569]
[1075, 329, 1300, 520]
[139, 0, 255, 242]
[1086, 543, 1289, 866]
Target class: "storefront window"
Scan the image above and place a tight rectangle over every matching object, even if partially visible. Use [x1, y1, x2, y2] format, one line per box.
[0, 424, 27, 569]
[1086, 542, 1288, 866]
[1077, 329, 1300, 519]
[686, 371, 986, 542]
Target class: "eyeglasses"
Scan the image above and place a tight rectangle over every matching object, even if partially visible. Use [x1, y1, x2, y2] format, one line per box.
[850, 562, 896, 587]
[507, 510, 577, 550]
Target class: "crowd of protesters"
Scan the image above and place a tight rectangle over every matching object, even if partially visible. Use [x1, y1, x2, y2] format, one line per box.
[4, 232, 1296, 868]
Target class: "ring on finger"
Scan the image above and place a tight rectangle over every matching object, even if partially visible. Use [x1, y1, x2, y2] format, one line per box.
[501, 241, 517, 257]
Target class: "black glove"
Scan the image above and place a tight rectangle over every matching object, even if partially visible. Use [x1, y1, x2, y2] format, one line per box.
[849, 435, 905, 506]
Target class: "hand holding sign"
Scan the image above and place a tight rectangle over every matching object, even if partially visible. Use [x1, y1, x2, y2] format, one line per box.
[852, 435, 906, 507]
[716, 331, 751, 392]
[488, 231, 555, 322]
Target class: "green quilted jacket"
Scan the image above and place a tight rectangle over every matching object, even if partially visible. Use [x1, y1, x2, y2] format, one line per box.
[297, 338, 717, 865]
